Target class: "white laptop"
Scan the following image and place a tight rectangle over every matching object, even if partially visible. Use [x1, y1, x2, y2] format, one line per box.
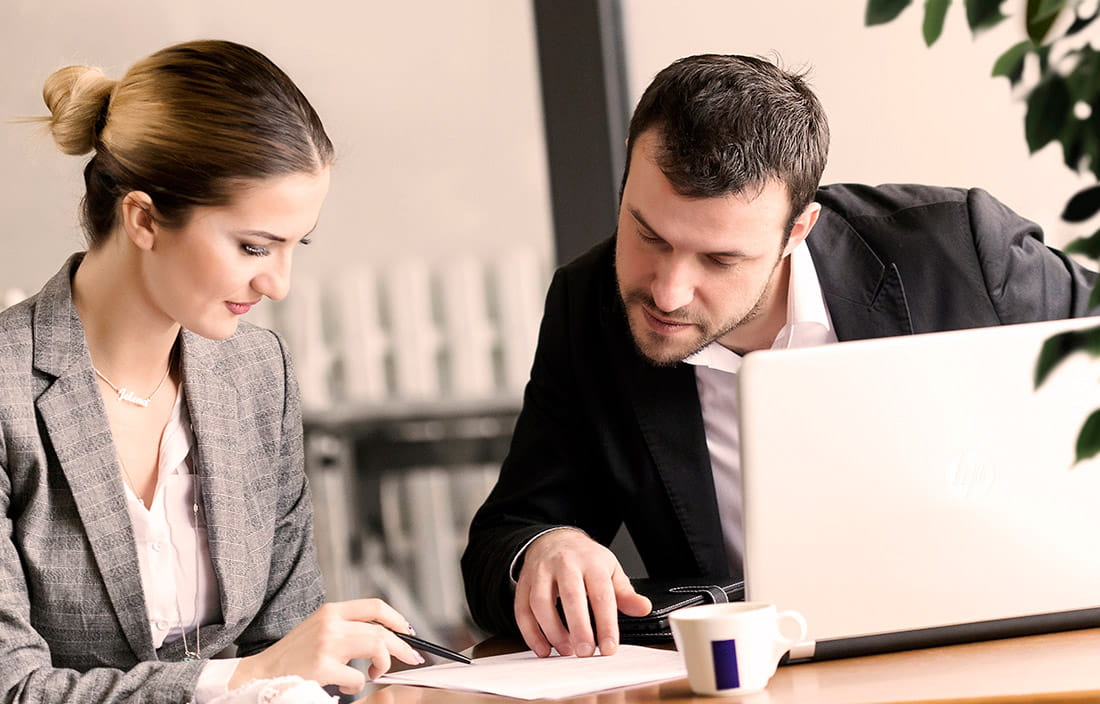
[737, 316, 1100, 662]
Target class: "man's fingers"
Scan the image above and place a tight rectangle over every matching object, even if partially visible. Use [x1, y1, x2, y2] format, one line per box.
[515, 579, 553, 657]
[515, 603, 552, 658]
[528, 575, 575, 656]
[584, 571, 620, 656]
[558, 574, 598, 657]
[612, 568, 652, 617]
[513, 530, 646, 659]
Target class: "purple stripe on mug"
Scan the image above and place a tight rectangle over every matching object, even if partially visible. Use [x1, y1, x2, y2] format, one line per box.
[710, 639, 740, 690]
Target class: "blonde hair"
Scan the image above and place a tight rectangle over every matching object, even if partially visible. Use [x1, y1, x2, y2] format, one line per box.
[41, 65, 117, 156]
[40, 40, 334, 247]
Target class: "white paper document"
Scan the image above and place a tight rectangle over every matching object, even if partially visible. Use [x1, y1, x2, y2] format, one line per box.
[375, 645, 687, 700]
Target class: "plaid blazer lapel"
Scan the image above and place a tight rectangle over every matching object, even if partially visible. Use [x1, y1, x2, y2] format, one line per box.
[32, 259, 156, 661]
[179, 331, 250, 628]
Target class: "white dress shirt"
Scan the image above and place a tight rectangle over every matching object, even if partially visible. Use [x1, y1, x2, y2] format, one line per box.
[122, 390, 238, 701]
[683, 241, 837, 574]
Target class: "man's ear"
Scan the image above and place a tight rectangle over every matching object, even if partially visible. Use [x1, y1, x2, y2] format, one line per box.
[783, 202, 821, 257]
[120, 191, 158, 251]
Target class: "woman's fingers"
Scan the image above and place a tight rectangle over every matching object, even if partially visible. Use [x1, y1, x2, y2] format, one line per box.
[239, 599, 428, 692]
[342, 620, 424, 671]
[325, 663, 368, 696]
[333, 598, 414, 634]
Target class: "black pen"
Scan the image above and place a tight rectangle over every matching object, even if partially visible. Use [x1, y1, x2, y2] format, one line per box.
[393, 631, 473, 664]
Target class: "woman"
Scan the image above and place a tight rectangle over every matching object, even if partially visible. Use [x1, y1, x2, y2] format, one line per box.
[0, 40, 422, 702]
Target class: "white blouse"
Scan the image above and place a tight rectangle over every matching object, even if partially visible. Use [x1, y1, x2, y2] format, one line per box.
[122, 389, 221, 649]
[121, 389, 241, 701]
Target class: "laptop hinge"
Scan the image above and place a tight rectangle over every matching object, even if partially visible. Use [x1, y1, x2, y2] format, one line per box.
[788, 640, 816, 660]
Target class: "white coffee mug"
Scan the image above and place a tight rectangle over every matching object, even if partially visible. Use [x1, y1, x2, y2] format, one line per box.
[669, 602, 807, 696]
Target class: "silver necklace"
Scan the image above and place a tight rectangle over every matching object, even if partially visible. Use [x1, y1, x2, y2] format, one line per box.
[94, 365, 172, 408]
[173, 490, 202, 662]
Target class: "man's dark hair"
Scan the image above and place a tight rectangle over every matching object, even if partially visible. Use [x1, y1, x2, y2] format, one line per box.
[622, 54, 829, 233]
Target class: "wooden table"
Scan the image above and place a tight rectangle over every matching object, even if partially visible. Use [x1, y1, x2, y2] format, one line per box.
[354, 628, 1100, 703]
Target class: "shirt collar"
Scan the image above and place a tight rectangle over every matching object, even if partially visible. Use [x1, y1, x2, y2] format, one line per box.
[157, 388, 193, 476]
[684, 240, 833, 374]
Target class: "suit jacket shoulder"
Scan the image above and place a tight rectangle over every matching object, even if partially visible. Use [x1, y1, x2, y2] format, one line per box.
[812, 183, 1098, 336]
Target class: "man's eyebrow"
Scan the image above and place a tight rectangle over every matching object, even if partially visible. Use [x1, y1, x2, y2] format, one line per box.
[628, 207, 663, 241]
[627, 207, 747, 258]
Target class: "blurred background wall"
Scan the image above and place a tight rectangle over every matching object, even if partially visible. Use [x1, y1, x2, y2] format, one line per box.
[1, 0, 1087, 646]
[0, 0, 1085, 297]
[0, 0, 553, 294]
[623, 0, 1089, 249]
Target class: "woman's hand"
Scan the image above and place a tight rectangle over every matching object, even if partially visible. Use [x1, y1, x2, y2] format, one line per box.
[229, 599, 425, 694]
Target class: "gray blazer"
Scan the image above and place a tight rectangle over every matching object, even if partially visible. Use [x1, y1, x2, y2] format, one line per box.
[0, 255, 324, 703]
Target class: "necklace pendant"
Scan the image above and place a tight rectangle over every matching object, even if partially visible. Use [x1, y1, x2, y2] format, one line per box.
[116, 388, 151, 407]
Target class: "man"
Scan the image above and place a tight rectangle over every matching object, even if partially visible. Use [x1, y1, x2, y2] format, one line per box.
[461, 54, 1097, 660]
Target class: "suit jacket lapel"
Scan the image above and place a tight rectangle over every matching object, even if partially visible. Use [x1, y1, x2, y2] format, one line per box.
[626, 357, 732, 577]
[807, 209, 914, 340]
[179, 331, 249, 628]
[32, 257, 156, 661]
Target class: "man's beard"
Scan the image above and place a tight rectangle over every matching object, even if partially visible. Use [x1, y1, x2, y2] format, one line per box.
[617, 271, 777, 368]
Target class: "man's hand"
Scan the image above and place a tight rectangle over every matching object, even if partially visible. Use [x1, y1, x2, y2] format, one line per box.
[514, 529, 652, 658]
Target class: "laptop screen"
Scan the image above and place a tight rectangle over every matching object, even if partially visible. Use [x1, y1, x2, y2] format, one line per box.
[737, 316, 1100, 659]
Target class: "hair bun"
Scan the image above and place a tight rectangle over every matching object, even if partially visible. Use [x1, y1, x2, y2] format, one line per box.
[42, 65, 117, 155]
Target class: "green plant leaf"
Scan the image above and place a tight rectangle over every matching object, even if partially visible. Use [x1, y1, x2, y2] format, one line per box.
[1037, 44, 1052, 73]
[1059, 113, 1100, 176]
[1065, 226, 1100, 259]
[1091, 278, 1100, 308]
[1029, 0, 1067, 22]
[1075, 409, 1100, 463]
[867, 0, 913, 25]
[965, 0, 1008, 32]
[1061, 185, 1100, 222]
[1026, 0, 1065, 43]
[1089, 109, 1100, 181]
[1025, 74, 1072, 152]
[1061, 119, 1087, 171]
[1036, 326, 1100, 387]
[992, 41, 1032, 85]
[1065, 46, 1100, 103]
[1073, 108, 1100, 180]
[923, 0, 952, 44]
[1036, 331, 1081, 386]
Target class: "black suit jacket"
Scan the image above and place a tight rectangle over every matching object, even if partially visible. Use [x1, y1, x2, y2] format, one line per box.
[461, 184, 1098, 636]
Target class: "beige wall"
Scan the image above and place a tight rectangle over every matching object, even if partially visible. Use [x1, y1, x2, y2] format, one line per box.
[0, 0, 553, 294]
[622, 0, 1089, 249]
[3, 0, 1090, 296]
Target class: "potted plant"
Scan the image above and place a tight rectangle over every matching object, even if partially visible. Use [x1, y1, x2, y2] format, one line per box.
[866, 0, 1100, 462]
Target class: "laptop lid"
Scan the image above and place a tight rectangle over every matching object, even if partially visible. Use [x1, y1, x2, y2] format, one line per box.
[737, 316, 1100, 661]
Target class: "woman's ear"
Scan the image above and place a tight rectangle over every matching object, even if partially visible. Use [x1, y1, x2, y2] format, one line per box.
[120, 191, 158, 251]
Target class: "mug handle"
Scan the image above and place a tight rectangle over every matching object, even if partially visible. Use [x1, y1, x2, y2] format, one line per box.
[773, 609, 809, 660]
